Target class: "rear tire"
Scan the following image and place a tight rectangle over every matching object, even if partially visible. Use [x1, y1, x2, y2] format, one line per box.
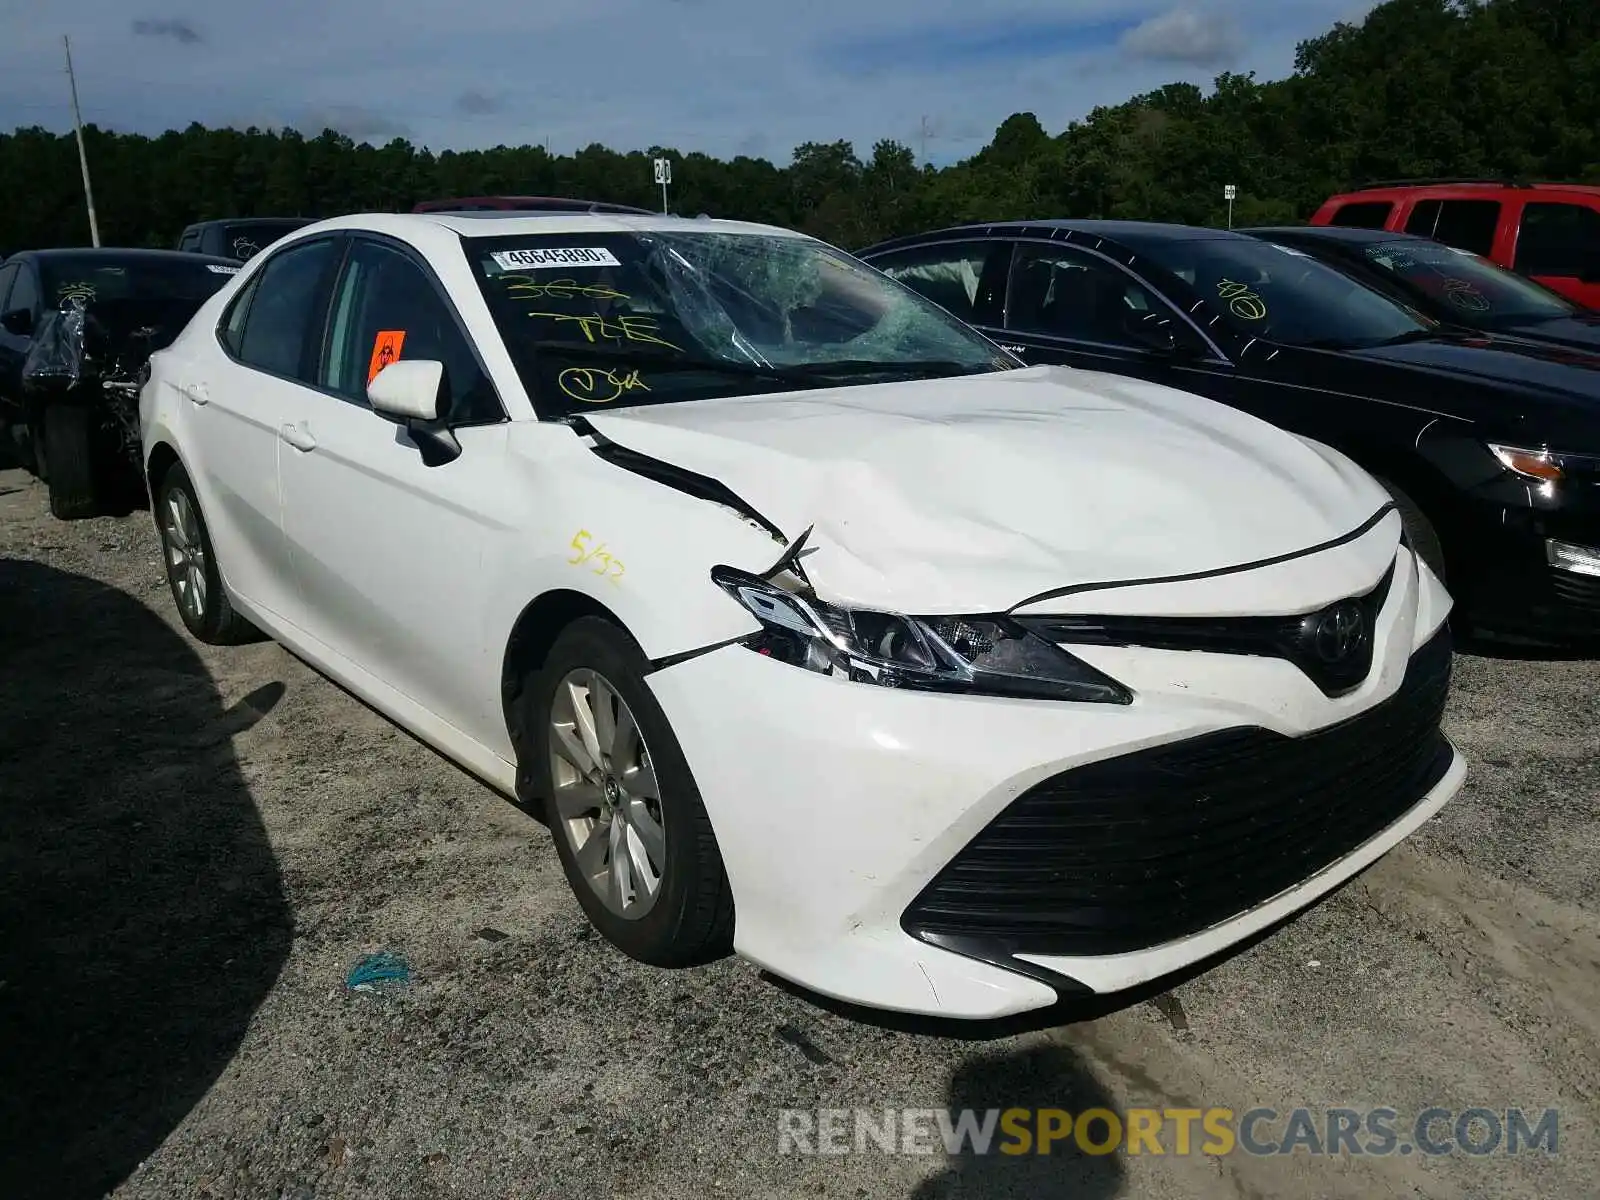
[154, 462, 257, 645]
[526, 616, 734, 967]
[1374, 474, 1446, 583]
[43, 405, 97, 519]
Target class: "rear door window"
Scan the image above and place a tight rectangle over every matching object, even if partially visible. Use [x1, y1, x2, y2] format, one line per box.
[1328, 201, 1393, 229]
[1514, 202, 1600, 278]
[234, 237, 340, 383]
[1407, 199, 1500, 256]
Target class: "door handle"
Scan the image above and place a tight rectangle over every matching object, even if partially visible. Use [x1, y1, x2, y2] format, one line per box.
[278, 423, 317, 452]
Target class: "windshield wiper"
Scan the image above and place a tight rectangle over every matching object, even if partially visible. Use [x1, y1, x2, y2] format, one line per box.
[1373, 329, 1443, 347]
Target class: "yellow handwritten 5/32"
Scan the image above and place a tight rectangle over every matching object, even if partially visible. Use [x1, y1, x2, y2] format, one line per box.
[568, 530, 625, 584]
[558, 367, 650, 405]
[527, 311, 682, 351]
[503, 276, 629, 301]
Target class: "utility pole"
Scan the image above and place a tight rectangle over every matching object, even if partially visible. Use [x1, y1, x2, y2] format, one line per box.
[64, 35, 100, 247]
[918, 115, 930, 164]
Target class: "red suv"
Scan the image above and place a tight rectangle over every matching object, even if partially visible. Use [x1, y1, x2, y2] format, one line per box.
[1310, 180, 1600, 309]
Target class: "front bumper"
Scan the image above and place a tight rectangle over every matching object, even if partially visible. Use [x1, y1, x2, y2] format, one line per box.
[1453, 509, 1600, 642]
[647, 542, 1465, 1019]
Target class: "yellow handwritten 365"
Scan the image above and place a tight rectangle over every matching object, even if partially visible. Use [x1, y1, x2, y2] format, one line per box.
[568, 530, 625, 584]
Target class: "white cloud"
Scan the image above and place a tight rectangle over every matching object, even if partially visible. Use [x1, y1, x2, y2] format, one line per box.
[0, 0, 1360, 162]
[1121, 7, 1242, 67]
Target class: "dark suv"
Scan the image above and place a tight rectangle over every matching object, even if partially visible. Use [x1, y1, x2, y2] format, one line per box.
[177, 217, 314, 262]
[1310, 180, 1600, 310]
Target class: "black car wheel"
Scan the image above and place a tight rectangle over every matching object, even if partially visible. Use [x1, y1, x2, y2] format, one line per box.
[42, 405, 99, 520]
[524, 616, 734, 967]
[155, 462, 257, 644]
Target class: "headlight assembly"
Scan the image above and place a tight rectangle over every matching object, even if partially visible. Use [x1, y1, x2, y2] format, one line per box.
[1489, 442, 1564, 481]
[711, 566, 1132, 704]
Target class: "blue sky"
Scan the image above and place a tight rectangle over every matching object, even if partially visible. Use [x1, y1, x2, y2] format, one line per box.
[0, 0, 1378, 165]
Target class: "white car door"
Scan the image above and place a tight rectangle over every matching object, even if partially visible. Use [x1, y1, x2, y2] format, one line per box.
[276, 235, 510, 742]
[184, 235, 344, 624]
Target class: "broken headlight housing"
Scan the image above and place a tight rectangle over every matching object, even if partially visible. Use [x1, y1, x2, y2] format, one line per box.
[712, 567, 1132, 704]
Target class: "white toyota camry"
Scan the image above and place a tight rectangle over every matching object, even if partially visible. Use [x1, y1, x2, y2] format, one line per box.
[139, 210, 1465, 1020]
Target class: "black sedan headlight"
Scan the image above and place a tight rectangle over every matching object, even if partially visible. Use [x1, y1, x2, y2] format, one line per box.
[1488, 442, 1600, 483]
[712, 566, 1132, 704]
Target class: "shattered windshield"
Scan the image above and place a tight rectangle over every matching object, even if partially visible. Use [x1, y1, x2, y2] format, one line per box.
[468, 229, 1016, 414]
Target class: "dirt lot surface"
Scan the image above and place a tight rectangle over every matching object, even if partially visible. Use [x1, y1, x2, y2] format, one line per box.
[2, 463, 1597, 1200]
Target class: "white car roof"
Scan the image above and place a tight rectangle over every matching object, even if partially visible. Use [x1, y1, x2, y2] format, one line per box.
[283, 211, 811, 243]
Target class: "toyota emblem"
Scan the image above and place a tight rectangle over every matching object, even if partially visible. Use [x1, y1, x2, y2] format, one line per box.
[1311, 601, 1367, 663]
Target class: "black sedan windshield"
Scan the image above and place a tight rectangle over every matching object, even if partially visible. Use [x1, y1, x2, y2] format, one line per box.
[469, 229, 1014, 414]
[1119, 234, 1435, 349]
[39, 256, 238, 307]
[1356, 239, 1576, 326]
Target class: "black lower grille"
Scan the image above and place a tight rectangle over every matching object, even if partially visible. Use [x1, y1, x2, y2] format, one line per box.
[1551, 567, 1600, 614]
[903, 626, 1455, 958]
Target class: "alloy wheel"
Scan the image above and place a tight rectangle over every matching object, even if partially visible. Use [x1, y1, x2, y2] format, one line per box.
[548, 668, 667, 919]
[162, 487, 208, 624]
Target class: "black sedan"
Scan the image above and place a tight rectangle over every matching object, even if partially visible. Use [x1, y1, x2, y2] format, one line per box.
[0, 247, 241, 517]
[1241, 224, 1600, 354]
[857, 220, 1600, 645]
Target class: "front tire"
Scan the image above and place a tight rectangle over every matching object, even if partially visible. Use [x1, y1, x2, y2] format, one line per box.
[42, 405, 99, 519]
[527, 617, 734, 967]
[155, 462, 257, 645]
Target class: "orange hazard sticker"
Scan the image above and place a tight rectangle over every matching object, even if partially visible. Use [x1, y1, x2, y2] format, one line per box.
[367, 330, 406, 384]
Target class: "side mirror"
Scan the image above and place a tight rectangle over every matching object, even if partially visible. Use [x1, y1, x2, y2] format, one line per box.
[368, 359, 444, 422]
[1, 307, 33, 337]
[367, 359, 461, 467]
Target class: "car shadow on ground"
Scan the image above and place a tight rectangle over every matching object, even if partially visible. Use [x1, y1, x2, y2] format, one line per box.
[910, 1041, 1126, 1198]
[0, 559, 292, 1200]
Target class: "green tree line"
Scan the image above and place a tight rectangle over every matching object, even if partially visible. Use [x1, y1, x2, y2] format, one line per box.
[3, 0, 1598, 256]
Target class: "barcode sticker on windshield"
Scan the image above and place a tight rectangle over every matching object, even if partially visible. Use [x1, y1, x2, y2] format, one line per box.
[490, 247, 620, 271]
[207, 264, 241, 274]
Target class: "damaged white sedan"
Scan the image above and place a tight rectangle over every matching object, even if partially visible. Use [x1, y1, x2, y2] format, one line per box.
[139, 211, 1465, 1020]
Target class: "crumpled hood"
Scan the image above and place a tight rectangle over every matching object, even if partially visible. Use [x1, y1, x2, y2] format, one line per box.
[582, 365, 1391, 613]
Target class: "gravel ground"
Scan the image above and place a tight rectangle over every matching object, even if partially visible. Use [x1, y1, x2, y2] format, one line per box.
[1, 464, 1597, 1200]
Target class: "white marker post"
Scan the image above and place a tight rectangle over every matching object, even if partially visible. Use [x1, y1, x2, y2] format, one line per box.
[1224, 183, 1237, 231]
[654, 157, 672, 215]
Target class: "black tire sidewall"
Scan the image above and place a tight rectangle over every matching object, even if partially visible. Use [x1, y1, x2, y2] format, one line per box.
[530, 617, 729, 967]
[156, 464, 228, 641]
[43, 405, 97, 518]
